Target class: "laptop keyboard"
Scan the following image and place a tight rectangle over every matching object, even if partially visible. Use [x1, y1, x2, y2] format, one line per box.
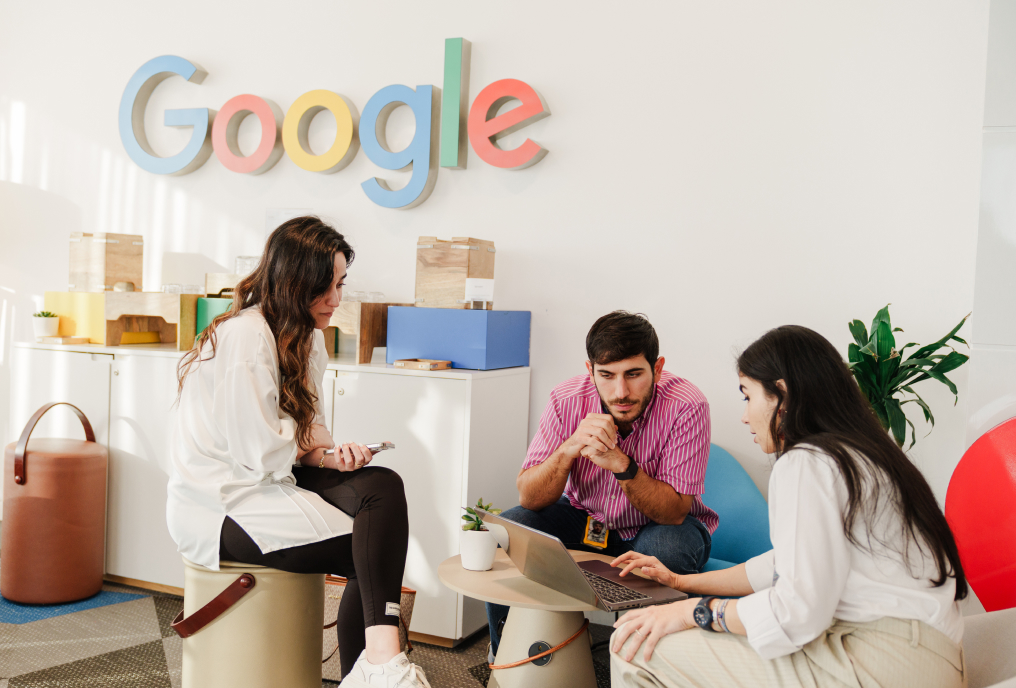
[582, 569, 652, 605]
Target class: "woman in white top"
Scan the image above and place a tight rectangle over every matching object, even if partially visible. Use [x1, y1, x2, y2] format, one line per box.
[168, 217, 430, 688]
[608, 325, 967, 688]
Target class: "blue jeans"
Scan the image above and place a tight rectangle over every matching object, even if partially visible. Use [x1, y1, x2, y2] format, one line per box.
[485, 497, 711, 654]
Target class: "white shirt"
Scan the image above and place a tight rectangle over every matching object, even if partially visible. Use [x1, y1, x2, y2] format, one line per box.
[166, 307, 353, 570]
[737, 446, 963, 659]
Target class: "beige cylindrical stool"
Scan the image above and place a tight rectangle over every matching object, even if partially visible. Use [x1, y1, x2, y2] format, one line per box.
[177, 558, 325, 688]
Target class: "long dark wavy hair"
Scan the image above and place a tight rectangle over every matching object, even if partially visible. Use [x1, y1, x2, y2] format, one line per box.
[178, 216, 354, 448]
[737, 325, 967, 599]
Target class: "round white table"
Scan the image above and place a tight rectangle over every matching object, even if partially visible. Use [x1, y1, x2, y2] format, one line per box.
[438, 549, 615, 688]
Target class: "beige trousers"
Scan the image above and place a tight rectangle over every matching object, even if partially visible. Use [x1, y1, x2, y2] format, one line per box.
[610, 617, 965, 688]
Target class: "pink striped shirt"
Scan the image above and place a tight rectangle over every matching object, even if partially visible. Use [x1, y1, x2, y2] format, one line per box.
[522, 371, 718, 539]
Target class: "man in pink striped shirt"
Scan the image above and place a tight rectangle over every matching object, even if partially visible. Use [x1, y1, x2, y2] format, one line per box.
[487, 312, 717, 657]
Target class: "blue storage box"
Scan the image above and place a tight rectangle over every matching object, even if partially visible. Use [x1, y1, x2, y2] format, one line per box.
[386, 307, 531, 370]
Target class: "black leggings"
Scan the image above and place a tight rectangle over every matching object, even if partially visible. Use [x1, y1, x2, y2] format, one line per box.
[219, 465, 409, 675]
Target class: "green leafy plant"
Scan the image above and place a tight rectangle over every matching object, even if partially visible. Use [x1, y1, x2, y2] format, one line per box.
[847, 305, 969, 449]
[461, 498, 501, 531]
[32, 311, 57, 318]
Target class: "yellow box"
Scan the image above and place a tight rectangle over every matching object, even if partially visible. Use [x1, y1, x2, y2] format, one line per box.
[44, 292, 107, 344]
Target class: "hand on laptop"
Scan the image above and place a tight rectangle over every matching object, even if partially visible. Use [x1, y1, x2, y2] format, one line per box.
[611, 552, 679, 590]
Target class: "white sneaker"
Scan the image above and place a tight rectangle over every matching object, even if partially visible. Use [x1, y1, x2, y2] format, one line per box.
[338, 651, 432, 688]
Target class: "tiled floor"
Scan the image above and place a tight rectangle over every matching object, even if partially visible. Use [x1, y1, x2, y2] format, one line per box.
[0, 562, 613, 687]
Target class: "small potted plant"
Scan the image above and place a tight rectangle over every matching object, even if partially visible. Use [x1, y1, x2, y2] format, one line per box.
[460, 498, 501, 571]
[32, 311, 59, 340]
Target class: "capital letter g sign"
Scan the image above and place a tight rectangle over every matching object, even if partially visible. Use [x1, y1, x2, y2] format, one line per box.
[119, 56, 214, 175]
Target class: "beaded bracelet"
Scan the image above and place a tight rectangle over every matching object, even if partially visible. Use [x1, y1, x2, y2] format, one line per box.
[716, 598, 731, 633]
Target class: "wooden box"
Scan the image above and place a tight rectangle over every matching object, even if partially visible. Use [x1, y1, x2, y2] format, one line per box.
[415, 237, 495, 310]
[205, 273, 241, 298]
[393, 359, 452, 371]
[69, 233, 143, 293]
[324, 302, 413, 365]
[43, 291, 199, 350]
[104, 293, 199, 350]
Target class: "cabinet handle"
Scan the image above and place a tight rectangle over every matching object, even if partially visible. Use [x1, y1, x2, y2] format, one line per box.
[337, 388, 344, 396]
[113, 370, 119, 376]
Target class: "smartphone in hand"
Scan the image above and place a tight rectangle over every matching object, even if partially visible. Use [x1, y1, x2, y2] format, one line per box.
[324, 442, 395, 455]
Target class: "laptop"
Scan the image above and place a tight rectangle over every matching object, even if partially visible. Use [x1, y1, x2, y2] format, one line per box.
[477, 509, 687, 612]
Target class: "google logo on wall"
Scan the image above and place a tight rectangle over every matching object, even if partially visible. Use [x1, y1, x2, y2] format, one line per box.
[118, 38, 550, 209]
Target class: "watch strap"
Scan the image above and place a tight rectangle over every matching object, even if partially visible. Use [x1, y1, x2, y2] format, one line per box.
[612, 455, 639, 481]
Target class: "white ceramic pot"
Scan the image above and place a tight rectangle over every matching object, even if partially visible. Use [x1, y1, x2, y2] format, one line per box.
[32, 316, 59, 339]
[460, 529, 498, 571]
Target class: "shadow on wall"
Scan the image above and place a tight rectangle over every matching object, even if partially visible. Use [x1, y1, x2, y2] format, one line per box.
[0, 181, 83, 511]
[0, 96, 264, 292]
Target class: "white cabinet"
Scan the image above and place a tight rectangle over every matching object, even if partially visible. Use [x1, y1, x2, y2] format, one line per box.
[8, 347, 112, 447]
[330, 364, 531, 642]
[8, 343, 530, 644]
[107, 354, 185, 587]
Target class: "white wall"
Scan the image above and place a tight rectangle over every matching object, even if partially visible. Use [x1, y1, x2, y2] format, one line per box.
[968, 0, 1016, 446]
[0, 1, 990, 504]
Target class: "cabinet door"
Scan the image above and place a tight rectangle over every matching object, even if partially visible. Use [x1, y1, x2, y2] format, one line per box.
[9, 347, 112, 445]
[332, 372, 466, 639]
[107, 354, 184, 587]
[321, 370, 336, 434]
[6, 347, 112, 528]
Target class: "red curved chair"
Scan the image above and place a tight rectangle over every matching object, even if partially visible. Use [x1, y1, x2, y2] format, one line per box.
[945, 417, 1016, 612]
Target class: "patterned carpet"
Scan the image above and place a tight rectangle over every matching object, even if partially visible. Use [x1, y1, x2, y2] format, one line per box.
[0, 560, 613, 687]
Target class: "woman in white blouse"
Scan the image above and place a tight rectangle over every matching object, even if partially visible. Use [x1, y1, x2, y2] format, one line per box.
[168, 217, 430, 688]
[608, 325, 967, 688]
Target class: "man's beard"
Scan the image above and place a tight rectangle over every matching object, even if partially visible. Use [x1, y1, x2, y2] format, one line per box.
[598, 387, 654, 435]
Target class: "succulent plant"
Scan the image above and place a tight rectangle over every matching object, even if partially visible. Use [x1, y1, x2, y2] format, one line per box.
[32, 311, 58, 318]
[461, 498, 501, 531]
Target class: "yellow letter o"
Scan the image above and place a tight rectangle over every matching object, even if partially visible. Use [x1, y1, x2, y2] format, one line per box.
[282, 90, 359, 173]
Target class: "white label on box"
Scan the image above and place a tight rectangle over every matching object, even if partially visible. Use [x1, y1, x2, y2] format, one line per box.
[465, 278, 495, 302]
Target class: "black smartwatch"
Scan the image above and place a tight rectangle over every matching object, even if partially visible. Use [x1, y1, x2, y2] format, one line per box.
[693, 596, 719, 632]
[612, 455, 639, 481]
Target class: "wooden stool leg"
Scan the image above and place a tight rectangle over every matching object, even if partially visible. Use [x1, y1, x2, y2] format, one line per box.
[489, 609, 596, 688]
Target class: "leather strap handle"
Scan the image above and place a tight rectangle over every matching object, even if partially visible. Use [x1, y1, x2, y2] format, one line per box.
[171, 573, 256, 639]
[14, 402, 96, 486]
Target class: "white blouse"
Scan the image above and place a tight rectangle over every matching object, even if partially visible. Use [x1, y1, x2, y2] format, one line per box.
[737, 446, 963, 659]
[166, 307, 353, 570]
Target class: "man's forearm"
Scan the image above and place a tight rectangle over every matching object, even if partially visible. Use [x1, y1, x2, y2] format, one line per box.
[518, 449, 575, 511]
[620, 469, 692, 525]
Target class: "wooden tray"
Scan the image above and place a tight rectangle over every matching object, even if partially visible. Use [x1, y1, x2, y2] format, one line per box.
[393, 358, 452, 371]
[37, 336, 90, 345]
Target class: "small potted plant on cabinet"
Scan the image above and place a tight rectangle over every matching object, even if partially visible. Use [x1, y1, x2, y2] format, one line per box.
[32, 311, 59, 340]
[460, 498, 501, 571]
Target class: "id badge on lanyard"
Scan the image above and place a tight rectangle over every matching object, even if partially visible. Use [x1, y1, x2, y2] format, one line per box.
[583, 515, 609, 549]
